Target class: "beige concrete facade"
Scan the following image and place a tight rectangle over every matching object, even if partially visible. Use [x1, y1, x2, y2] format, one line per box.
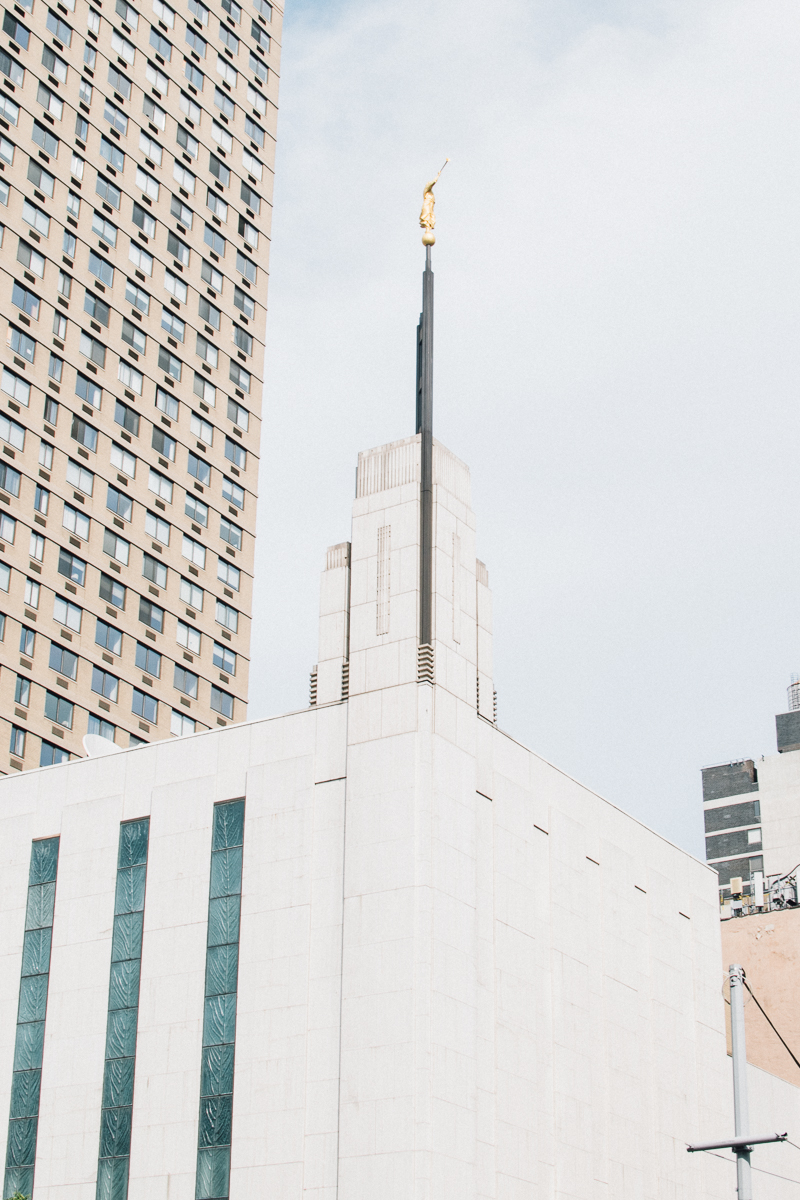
[0, 0, 280, 770]
[722, 907, 800, 1088]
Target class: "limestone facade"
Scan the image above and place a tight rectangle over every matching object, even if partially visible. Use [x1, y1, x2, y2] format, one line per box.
[0, 435, 779, 1198]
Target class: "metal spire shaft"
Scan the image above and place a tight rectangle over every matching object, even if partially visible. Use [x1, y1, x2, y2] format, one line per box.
[417, 245, 434, 647]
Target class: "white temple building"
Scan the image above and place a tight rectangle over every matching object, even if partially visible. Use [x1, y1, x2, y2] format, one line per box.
[3, 252, 800, 1198]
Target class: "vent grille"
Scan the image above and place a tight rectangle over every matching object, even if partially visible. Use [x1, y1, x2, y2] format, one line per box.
[341, 660, 349, 700]
[309, 666, 317, 706]
[417, 643, 434, 685]
[493, 689, 498, 724]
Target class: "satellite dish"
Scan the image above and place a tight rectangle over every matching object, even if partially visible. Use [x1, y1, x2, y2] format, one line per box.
[82, 734, 123, 758]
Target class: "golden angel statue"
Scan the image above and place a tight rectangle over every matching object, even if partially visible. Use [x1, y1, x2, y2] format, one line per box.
[419, 160, 449, 246]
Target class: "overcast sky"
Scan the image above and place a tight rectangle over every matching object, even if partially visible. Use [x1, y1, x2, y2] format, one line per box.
[249, 0, 800, 858]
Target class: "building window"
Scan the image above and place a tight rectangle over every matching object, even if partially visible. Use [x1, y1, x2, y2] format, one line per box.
[224, 437, 246, 469]
[71, 416, 98, 453]
[156, 386, 179, 420]
[174, 664, 198, 699]
[195, 800, 244, 1198]
[215, 602, 238, 633]
[92, 667, 119, 702]
[180, 577, 203, 609]
[182, 535, 206, 570]
[210, 686, 234, 718]
[88, 714, 116, 742]
[121, 319, 147, 355]
[171, 710, 195, 736]
[110, 443, 137, 477]
[3, 837, 60, 1194]
[84, 292, 110, 327]
[191, 413, 213, 445]
[143, 552, 167, 588]
[95, 818, 150, 1199]
[213, 643, 235, 674]
[96, 618, 122, 656]
[132, 688, 158, 723]
[100, 573, 126, 609]
[54, 596, 81, 632]
[66, 458, 94, 495]
[138, 598, 164, 633]
[185, 496, 208, 527]
[145, 510, 170, 545]
[158, 348, 182, 383]
[9, 724, 25, 757]
[75, 373, 102, 409]
[177, 620, 201, 652]
[118, 362, 144, 395]
[219, 518, 242, 550]
[217, 560, 240, 591]
[58, 548, 86, 586]
[228, 365, 250, 397]
[107, 485, 133, 522]
[135, 642, 161, 677]
[44, 691, 74, 729]
[103, 530, 130, 566]
[148, 468, 173, 503]
[49, 644, 78, 680]
[40, 740, 69, 766]
[188, 453, 211, 486]
[62, 503, 90, 540]
[114, 400, 140, 437]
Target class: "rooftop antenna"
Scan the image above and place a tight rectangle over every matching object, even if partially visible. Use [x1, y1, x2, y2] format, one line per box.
[416, 160, 448, 653]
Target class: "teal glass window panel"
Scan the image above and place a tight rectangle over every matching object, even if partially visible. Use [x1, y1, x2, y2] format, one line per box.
[198, 1094, 232, 1148]
[111, 912, 143, 962]
[5, 1115, 36, 1166]
[29, 837, 59, 885]
[202, 994, 236, 1047]
[5, 1165, 34, 1198]
[207, 896, 239, 948]
[9, 1070, 40, 1119]
[114, 865, 146, 915]
[13, 1020, 44, 1071]
[21, 927, 51, 976]
[17, 974, 48, 1024]
[195, 1146, 230, 1199]
[118, 819, 149, 868]
[102, 1057, 134, 1109]
[200, 1044, 234, 1097]
[99, 1105, 132, 1158]
[25, 881, 56, 930]
[97, 1153, 130, 1200]
[209, 848, 242, 899]
[212, 800, 244, 851]
[105, 1008, 138, 1060]
[109, 960, 140, 1011]
[205, 945, 238, 997]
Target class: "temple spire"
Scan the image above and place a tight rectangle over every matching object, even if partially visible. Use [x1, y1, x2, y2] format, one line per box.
[416, 162, 447, 651]
[417, 246, 434, 647]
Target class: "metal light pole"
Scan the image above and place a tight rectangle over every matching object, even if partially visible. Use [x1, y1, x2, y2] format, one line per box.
[687, 965, 786, 1186]
[729, 963, 752, 1199]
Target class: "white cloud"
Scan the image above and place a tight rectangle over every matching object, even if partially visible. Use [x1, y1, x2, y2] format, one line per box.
[252, 0, 800, 854]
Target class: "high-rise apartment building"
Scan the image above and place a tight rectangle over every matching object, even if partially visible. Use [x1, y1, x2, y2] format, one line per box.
[0, 0, 280, 771]
[701, 680, 800, 910]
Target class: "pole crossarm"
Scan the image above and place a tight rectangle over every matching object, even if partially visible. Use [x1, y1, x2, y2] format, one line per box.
[687, 1133, 787, 1153]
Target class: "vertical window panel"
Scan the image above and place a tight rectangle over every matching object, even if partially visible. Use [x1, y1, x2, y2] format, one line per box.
[4, 837, 59, 1200]
[195, 800, 244, 1199]
[96, 819, 150, 1200]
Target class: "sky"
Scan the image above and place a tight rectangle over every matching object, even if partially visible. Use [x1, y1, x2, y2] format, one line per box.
[249, 0, 800, 858]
